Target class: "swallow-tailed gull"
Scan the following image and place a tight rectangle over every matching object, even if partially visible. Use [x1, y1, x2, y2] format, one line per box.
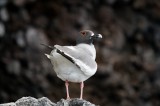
[44, 30, 102, 99]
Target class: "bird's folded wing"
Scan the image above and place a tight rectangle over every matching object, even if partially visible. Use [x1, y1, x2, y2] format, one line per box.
[54, 45, 97, 76]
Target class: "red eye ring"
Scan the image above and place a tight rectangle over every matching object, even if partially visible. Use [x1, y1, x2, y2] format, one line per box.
[81, 32, 86, 36]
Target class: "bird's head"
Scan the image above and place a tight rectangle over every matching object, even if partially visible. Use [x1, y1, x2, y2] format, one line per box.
[77, 30, 102, 44]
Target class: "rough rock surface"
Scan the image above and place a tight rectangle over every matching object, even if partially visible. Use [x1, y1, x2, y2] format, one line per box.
[0, 97, 96, 106]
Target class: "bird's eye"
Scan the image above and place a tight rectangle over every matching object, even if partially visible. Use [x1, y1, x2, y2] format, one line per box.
[81, 32, 86, 36]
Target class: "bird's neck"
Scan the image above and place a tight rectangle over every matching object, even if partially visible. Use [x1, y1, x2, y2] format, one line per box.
[76, 43, 96, 60]
[76, 38, 93, 45]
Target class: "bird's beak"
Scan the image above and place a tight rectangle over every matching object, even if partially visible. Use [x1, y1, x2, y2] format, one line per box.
[92, 34, 103, 39]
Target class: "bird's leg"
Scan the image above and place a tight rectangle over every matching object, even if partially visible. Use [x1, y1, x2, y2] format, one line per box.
[80, 81, 84, 99]
[65, 80, 70, 99]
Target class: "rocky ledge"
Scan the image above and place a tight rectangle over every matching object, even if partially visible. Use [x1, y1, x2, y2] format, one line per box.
[0, 97, 97, 106]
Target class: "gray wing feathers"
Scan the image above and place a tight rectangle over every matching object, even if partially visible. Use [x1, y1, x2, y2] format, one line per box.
[55, 48, 82, 69]
[54, 45, 97, 76]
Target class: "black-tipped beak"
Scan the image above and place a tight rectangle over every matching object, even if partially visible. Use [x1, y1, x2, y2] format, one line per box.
[92, 34, 103, 39]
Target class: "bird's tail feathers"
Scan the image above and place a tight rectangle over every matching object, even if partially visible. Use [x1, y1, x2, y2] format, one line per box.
[45, 54, 52, 59]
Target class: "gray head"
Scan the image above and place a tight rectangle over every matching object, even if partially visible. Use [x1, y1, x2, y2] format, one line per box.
[76, 30, 102, 44]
